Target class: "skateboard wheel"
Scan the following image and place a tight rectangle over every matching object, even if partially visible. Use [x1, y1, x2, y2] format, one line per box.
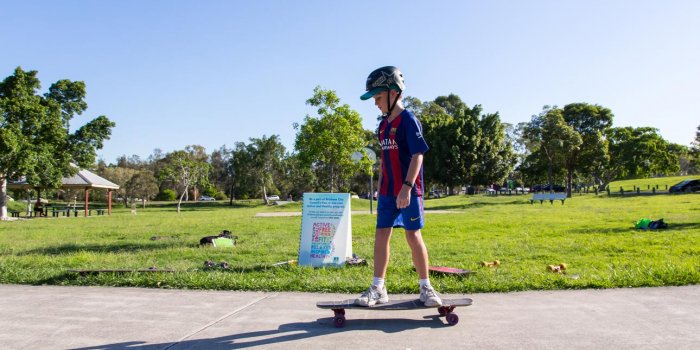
[333, 316, 346, 328]
[446, 313, 459, 326]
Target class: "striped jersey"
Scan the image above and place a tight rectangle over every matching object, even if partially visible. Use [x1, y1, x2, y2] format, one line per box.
[377, 109, 429, 197]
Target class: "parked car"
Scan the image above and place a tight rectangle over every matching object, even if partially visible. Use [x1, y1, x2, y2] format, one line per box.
[669, 179, 700, 193]
[429, 190, 441, 198]
[198, 196, 215, 201]
[266, 195, 280, 201]
[532, 184, 565, 192]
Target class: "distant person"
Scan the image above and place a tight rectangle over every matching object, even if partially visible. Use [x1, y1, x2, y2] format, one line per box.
[354, 66, 442, 307]
[33, 198, 44, 217]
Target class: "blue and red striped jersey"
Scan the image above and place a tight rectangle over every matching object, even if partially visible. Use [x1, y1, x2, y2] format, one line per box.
[377, 109, 429, 197]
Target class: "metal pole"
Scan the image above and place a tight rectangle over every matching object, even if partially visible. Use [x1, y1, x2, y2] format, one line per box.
[369, 171, 373, 215]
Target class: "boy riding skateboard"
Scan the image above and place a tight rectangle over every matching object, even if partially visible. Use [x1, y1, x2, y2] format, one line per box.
[355, 66, 442, 307]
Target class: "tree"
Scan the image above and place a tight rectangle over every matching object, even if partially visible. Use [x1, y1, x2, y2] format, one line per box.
[209, 145, 233, 200]
[99, 166, 138, 206]
[472, 113, 516, 187]
[1, 67, 114, 220]
[689, 125, 700, 174]
[594, 127, 679, 189]
[159, 146, 210, 213]
[522, 107, 582, 194]
[248, 135, 286, 204]
[420, 95, 480, 193]
[125, 170, 159, 208]
[294, 87, 367, 192]
[561, 103, 613, 196]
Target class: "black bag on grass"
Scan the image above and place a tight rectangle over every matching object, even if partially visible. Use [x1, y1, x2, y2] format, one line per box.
[200, 230, 238, 246]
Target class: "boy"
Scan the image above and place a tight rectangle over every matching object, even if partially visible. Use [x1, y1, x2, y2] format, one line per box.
[355, 66, 442, 307]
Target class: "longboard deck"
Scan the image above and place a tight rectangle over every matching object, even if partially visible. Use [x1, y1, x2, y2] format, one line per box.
[317, 297, 472, 328]
[317, 297, 472, 310]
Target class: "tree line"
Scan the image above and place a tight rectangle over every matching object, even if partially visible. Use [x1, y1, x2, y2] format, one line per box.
[3, 67, 699, 218]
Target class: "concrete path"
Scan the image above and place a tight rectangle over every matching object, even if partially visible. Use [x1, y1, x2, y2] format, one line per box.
[1, 284, 698, 349]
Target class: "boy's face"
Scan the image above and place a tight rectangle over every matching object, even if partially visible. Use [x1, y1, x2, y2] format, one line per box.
[372, 90, 395, 114]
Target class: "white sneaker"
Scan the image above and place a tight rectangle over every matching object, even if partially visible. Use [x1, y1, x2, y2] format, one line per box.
[355, 285, 389, 306]
[420, 285, 442, 307]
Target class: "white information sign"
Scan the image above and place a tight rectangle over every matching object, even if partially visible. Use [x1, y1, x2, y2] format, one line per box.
[298, 193, 352, 267]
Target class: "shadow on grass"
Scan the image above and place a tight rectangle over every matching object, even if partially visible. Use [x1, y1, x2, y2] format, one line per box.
[70, 317, 451, 350]
[427, 199, 526, 211]
[19, 241, 194, 256]
[567, 222, 700, 235]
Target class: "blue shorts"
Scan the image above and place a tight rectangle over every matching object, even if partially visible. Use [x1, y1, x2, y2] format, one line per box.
[376, 195, 425, 230]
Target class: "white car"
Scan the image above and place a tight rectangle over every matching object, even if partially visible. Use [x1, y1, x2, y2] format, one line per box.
[198, 196, 215, 201]
[266, 195, 280, 201]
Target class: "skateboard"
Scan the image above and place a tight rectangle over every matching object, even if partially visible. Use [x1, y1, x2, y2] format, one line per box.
[428, 266, 473, 276]
[67, 267, 174, 276]
[317, 297, 472, 328]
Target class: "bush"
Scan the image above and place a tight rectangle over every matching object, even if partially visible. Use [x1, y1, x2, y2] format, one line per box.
[155, 189, 177, 201]
[214, 191, 228, 200]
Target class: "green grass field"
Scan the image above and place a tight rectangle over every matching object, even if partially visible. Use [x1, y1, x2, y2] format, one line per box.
[1, 189, 698, 295]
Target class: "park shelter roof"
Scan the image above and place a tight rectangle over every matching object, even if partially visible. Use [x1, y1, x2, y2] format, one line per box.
[8, 166, 119, 190]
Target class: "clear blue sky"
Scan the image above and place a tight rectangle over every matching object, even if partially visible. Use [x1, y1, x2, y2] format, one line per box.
[2, 1, 698, 163]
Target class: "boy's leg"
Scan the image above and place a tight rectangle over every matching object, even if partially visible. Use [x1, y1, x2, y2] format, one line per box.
[373, 227, 393, 278]
[405, 229, 429, 279]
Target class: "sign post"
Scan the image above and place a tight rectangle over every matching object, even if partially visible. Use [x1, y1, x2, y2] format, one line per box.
[298, 193, 352, 267]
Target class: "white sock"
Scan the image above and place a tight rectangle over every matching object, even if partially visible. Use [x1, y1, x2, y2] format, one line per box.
[372, 277, 385, 289]
[419, 279, 431, 288]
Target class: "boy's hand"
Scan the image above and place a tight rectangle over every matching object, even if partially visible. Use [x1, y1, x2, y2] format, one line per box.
[397, 185, 411, 208]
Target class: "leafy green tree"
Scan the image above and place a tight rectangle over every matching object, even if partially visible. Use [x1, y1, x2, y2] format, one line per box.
[420, 95, 480, 193]
[594, 127, 678, 189]
[210, 145, 233, 200]
[248, 135, 286, 203]
[561, 103, 613, 196]
[126, 170, 159, 208]
[472, 113, 516, 187]
[689, 125, 700, 174]
[294, 87, 366, 192]
[159, 146, 210, 213]
[98, 166, 138, 206]
[523, 107, 582, 193]
[1, 67, 114, 220]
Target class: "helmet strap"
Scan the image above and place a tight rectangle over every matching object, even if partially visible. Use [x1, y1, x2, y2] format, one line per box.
[384, 90, 402, 119]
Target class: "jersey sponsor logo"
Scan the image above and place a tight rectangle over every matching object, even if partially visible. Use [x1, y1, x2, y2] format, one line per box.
[390, 127, 397, 135]
[416, 131, 423, 139]
[380, 138, 398, 150]
[410, 217, 420, 222]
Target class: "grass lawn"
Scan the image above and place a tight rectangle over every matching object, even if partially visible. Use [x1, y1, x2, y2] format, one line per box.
[1, 190, 698, 294]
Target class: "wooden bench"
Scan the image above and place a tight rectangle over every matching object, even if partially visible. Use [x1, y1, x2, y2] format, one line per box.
[10, 210, 20, 218]
[530, 193, 567, 205]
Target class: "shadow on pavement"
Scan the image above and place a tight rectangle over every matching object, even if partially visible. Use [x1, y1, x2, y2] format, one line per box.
[70, 316, 449, 349]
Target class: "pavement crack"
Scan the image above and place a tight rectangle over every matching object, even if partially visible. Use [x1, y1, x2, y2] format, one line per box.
[162, 293, 278, 349]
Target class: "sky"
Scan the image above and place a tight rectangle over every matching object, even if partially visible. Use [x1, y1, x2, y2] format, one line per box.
[2, 1, 699, 164]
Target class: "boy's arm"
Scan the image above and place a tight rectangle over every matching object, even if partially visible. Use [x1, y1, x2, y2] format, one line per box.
[396, 153, 423, 209]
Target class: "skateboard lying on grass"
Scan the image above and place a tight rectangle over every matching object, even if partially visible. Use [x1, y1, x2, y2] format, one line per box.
[67, 268, 174, 276]
[317, 297, 473, 328]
